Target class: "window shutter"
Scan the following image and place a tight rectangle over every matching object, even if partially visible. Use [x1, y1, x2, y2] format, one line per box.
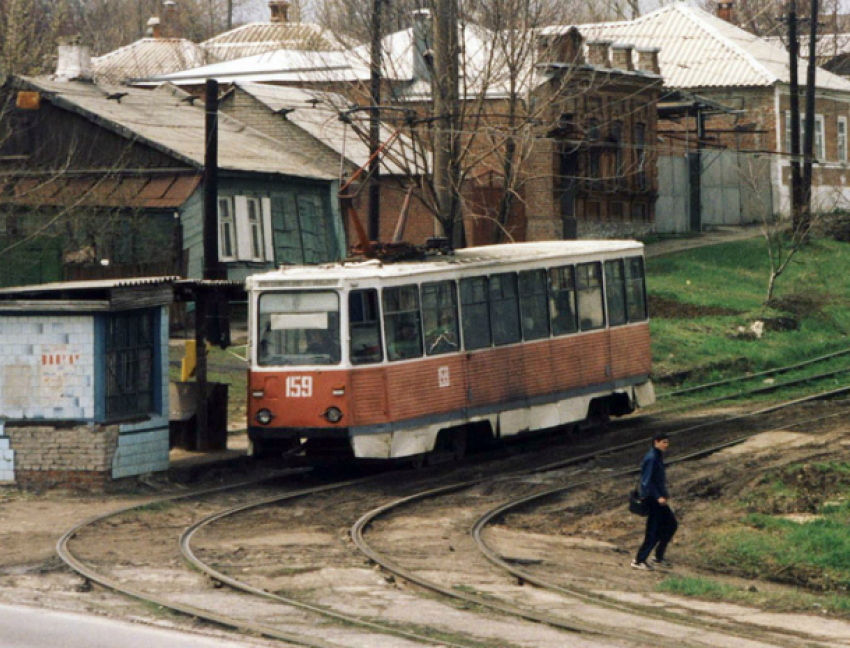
[234, 195, 252, 261]
[262, 197, 274, 263]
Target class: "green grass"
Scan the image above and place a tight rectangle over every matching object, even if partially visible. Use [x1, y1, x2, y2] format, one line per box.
[647, 236, 850, 386]
[658, 575, 850, 615]
[691, 462, 850, 595]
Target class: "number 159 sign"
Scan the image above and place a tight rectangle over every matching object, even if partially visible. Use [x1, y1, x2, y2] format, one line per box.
[286, 376, 313, 397]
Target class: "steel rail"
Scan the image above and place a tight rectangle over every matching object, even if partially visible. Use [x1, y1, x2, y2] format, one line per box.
[56, 471, 365, 648]
[179, 485, 476, 648]
[656, 346, 850, 399]
[470, 403, 850, 647]
[350, 386, 850, 647]
[654, 365, 850, 414]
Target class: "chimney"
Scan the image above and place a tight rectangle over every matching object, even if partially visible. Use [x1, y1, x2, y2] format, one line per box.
[147, 16, 162, 39]
[412, 9, 432, 81]
[717, 1, 735, 23]
[587, 40, 612, 67]
[539, 28, 585, 65]
[611, 43, 634, 71]
[636, 47, 661, 74]
[269, 0, 290, 23]
[55, 37, 93, 82]
[162, 0, 178, 37]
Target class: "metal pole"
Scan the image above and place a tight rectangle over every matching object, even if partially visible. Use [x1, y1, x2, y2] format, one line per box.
[801, 0, 819, 233]
[433, 0, 461, 246]
[368, 0, 382, 241]
[788, 0, 802, 230]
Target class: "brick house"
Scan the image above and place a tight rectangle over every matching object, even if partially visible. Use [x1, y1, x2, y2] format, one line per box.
[577, 3, 850, 228]
[153, 15, 662, 242]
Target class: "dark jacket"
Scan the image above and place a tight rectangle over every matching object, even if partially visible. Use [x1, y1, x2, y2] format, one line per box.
[639, 446, 668, 501]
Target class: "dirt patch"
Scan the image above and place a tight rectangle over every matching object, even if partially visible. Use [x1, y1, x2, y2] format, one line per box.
[649, 294, 740, 319]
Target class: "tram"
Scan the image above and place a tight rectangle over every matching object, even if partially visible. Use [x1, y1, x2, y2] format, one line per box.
[245, 241, 654, 462]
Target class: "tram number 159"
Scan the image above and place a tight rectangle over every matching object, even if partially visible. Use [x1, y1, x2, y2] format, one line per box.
[286, 376, 313, 398]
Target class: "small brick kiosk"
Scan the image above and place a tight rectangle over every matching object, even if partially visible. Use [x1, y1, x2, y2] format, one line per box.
[0, 278, 175, 489]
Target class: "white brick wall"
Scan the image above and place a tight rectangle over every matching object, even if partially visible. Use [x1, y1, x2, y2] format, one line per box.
[0, 315, 96, 420]
[0, 423, 15, 482]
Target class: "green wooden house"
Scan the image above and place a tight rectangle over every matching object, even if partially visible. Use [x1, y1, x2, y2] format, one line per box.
[0, 75, 344, 287]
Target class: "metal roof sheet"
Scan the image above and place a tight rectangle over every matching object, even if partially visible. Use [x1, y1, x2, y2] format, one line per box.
[92, 38, 209, 84]
[235, 82, 428, 175]
[1, 174, 200, 208]
[565, 3, 850, 91]
[19, 77, 336, 180]
[145, 48, 359, 85]
[202, 22, 344, 61]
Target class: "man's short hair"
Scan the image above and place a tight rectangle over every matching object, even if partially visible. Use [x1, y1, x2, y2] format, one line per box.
[653, 433, 669, 443]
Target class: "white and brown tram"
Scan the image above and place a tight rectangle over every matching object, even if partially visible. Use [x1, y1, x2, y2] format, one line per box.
[246, 241, 654, 462]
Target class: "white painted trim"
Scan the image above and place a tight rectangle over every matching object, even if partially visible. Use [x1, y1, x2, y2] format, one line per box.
[234, 195, 253, 261]
[262, 196, 274, 262]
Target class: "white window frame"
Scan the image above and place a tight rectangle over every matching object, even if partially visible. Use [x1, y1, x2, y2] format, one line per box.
[246, 197, 264, 262]
[218, 196, 237, 261]
[839, 116, 848, 163]
[784, 112, 826, 161]
[232, 195, 273, 262]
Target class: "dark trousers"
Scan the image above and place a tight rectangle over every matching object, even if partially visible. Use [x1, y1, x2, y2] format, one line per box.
[636, 501, 678, 563]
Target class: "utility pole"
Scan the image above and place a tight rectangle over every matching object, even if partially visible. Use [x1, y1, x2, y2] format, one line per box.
[433, 0, 462, 247]
[368, 0, 382, 241]
[788, 0, 803, 230]
[801, 0, 819, 235]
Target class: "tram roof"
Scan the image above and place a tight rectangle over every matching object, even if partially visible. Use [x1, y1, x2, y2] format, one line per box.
[247, 240, 644, 287]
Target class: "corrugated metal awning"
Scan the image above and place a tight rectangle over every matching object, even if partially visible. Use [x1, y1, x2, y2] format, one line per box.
[0, 173, 201, 208]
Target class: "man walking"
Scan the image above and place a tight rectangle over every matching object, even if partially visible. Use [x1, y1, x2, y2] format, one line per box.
[632, 433, 678, 571]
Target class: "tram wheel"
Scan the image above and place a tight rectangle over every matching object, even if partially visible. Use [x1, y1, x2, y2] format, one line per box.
[450, 429, 467, 461]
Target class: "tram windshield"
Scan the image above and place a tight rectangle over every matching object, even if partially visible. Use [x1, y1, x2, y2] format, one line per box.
[257, 291, 341, 366]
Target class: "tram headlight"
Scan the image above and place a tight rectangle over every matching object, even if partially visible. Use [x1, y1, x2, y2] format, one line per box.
[255, 408, 275, 425]
[323, 407, 343, 423]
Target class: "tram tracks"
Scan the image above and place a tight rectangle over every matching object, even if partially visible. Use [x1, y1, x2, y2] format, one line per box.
[55, 384, 850, 648]
[349, 388, 850, 648]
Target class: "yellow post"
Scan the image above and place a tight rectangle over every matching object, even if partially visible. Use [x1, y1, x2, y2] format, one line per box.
[181, 340, 197, 381]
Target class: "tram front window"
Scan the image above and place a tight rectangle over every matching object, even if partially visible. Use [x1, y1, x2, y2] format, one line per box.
[258, 291, 341, 366]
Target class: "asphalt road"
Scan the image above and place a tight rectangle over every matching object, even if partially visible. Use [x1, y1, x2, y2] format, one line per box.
[0, 604, 261, 648]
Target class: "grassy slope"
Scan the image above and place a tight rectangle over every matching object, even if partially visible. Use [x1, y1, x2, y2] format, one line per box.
[648, 237, 850, 383]
[648, 236, 850, 611]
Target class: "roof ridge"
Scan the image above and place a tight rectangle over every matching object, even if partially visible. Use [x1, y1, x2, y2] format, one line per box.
[671, 4, 778, 85]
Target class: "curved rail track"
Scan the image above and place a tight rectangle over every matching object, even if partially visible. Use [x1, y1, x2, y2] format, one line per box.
[56, 378, 850, 648]
[349, 387, 850, 648]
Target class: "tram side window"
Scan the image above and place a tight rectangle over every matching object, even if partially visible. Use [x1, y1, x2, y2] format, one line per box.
[384, 285, 423, 361]
[626, 257, 648, 321]
[460, 276, 492, 351]
[576, 262, 605, 330]
[519, 269, 550, 340]
[604, 259, 628, 327]
[349, 289, 383, 365]
[490, 272, 521, 345]
[549, 265, 578, 336]
[422, 280, 460, 356]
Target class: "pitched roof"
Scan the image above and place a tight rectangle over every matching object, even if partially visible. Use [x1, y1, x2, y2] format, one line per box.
[235, 82, 427, 174]
[150, 22, 526, 100]
[92, 38, 209, 84]
[202, 21, 344, 61]
[144, 48, 359, 85]
[568, 3, 850, 91]
[18, 77, 335, 180]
